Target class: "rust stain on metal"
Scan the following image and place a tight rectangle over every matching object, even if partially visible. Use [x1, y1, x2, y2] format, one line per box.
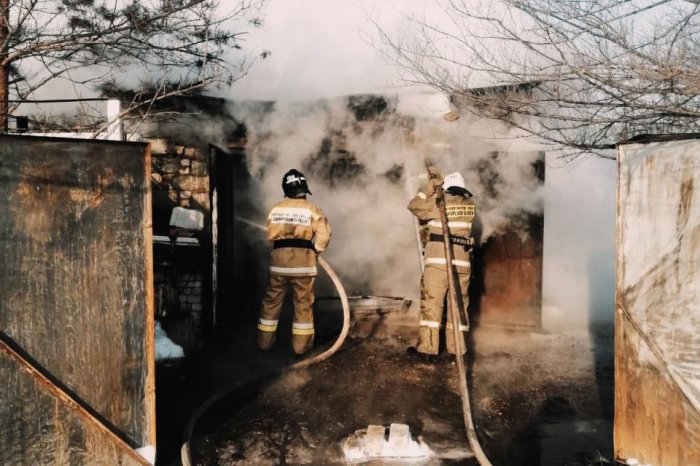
[1, 338, 150, 465]
[617, 139, 700, 466]
[478, 222, 543, 328]
[679, 174, 693, 234]
[142, 143, 157, 447]
[615, 314, 700, 466]
[10, 161, 64, 243]
[0, 135, 154, 463]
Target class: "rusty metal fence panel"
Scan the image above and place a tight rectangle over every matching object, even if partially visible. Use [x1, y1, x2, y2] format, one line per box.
[0, 135, 155, 463]
[1, 336, 150, 465]
[616, 137, 700, 466]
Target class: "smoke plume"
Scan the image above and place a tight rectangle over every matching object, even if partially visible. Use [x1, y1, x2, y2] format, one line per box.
[228, 92, 546, 306]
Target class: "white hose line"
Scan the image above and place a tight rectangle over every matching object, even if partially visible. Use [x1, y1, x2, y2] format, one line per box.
[290, 254, 350, 369]
[181, 218, 351, 466]
[234, 217, 350, 368]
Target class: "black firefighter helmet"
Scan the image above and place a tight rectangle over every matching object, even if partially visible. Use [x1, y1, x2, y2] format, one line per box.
[282, 169, 312, 198]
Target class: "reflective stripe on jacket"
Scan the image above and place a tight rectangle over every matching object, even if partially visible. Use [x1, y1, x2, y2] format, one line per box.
[407, 186, 475, 274]
[267, 198, 332, 276]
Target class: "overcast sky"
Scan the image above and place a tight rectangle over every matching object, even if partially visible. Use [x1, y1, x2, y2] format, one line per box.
[227, 0, 431, 101]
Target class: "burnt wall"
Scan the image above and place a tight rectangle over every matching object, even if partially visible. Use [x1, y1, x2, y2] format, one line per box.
[148, 138, 210, 236]
[147, 138, 212, 345]
[472, 152, 545, 328]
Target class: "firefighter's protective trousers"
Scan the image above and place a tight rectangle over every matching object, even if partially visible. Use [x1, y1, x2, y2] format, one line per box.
[418, 265, 470, 355]
[258, 275, 316, 354]
[257, 197, 331, 354]
[408, 187, 475, 355]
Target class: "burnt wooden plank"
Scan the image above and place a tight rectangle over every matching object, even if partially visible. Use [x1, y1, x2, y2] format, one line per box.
[0, 135, 154, 450]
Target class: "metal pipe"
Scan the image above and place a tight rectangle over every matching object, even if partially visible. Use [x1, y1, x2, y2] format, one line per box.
[425, 159, 493, 466]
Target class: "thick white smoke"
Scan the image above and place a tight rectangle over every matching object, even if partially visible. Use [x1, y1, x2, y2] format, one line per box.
[229, 92, 547, 308]
[221, 0, 616, 328]
[542, 155, 616, 327]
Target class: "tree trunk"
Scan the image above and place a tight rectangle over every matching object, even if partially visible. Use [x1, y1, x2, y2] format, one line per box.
[0, 0, 9, 133]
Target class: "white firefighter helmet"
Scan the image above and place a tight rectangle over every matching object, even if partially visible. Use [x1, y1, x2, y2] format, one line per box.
[442, 172, 473, 198]
[442, 172, 465, 190]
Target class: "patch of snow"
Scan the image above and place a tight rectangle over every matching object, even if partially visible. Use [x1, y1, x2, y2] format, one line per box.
[155, 321, 184, 361]
[342, 424, 433, 461]
[135, 445, 156, 464]
[153, 235, 200, 245]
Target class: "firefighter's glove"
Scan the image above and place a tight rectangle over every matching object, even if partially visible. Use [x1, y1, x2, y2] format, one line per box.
[426, 166, 443, 190]
[427, 165, 442, 179]
[425, 175, 444, 196]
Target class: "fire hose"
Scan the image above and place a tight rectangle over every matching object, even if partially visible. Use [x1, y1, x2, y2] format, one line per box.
[180, 218, 350, 466]
[234, 217, 351, 369]
[425, 159, 494, 466]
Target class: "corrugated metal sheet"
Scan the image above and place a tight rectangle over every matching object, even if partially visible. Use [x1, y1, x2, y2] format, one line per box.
[616, 138, 700, 465]
[0, 135, 155, 464]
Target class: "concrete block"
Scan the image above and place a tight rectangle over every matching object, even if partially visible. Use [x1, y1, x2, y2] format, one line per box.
[161, 158, 180, 174]
[175, 175, 208, 192]
[192, 193, 210, 211]
[365, 425, 386, 457]
[169, 207, 204, 231]
[388, 423, 410, 450]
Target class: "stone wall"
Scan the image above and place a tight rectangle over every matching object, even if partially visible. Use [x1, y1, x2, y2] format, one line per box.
[148, 138, 210, 230]
[148, 138, 211, 349]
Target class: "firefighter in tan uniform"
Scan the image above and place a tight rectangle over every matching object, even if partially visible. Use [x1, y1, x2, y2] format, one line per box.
[408, 170, 475, 358]
[257, 169, 332, 355]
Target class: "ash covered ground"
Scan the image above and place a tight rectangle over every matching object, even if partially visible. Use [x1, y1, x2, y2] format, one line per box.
[157, 316, 615, 466]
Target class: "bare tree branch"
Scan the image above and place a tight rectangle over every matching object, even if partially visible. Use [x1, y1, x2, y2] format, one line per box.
[371, 0, 700, 159]
[1, 0, 269, 132]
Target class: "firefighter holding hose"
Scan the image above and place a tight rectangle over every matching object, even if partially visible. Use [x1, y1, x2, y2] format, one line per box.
[257, 169, 332, 355]
[407, 166, 476, 360]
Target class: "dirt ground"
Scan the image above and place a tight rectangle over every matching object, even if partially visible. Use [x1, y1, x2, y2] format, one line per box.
[156, 312, 615, 466]
[468, 324, 615, 466]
